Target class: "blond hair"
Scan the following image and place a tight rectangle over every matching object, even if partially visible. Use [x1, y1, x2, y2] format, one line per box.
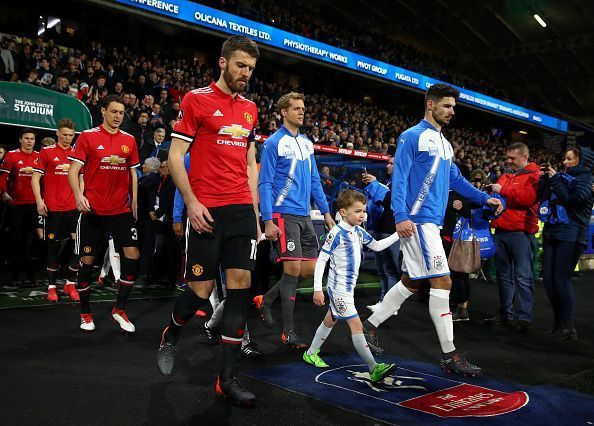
[277, 92, 305, 113]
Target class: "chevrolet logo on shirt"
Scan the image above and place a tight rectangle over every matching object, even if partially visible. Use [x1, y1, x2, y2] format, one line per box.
[218, 124, 251, 139]
[101, 155, 126, 165]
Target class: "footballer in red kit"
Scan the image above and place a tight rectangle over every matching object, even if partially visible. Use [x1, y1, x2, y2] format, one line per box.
[0, 128, 43, 286]
[171, 82, 257, 208]
[157, 36, 261, 406]
[31, 118, 81, 303]
[68, 95, 141, 334]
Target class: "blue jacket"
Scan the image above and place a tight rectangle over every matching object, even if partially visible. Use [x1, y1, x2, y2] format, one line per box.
[392, 120, 490, 226]
[172, 153, 191, 224]
[364, 179, 389, 231]
[540, 148, 594, 246]
[258, 125, 330, 221]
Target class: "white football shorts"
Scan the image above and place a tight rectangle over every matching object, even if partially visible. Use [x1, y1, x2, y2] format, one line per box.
[400, 223, 450, 280]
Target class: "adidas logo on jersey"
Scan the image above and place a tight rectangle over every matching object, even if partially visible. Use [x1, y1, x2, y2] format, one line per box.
[18, 160, 23, 164]
[97, 145, 105, 150]
[213, 110, 224, 117]
[53, 157, 60, 161]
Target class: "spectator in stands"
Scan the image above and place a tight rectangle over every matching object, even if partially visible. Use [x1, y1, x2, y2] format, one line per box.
[151, 159, 178, 285]
[454, 149, 471, 179]
[80, 64, 92, 85]
[123, 64, 137, 93]
[135, 74, 149, 99]
[140, 127, 166, 163]
[319, 165, 333, 195]
[137, 157, 161, 282]
[92, 74, 107, 95]
[37, 58, 54, 87]
[1, 38, 16, 80]
[485, 142, 539, 332]
[157, 88, 170, 108]
[539, 147, 594, 341]
[64, 62, 80, 84]
[52, 76, 70, 94]
[24, 69, 40, 86]
[76, 52, 87, 73]
[105, 63, 121, 91]
[163, 100, 179, 125]
[130, 110, 151, 150]
[149, 103, 165, 128]
[113, 81, 124, 97]
[15, 43, 31, 79]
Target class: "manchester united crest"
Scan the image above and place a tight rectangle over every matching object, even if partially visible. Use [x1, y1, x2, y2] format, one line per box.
[244, 112, 253, 124]
[121, 145, 130, 154]
[192, 264, 204, 277]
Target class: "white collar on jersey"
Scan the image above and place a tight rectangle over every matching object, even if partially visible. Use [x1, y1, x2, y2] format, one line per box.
[337, 220, 356, 232]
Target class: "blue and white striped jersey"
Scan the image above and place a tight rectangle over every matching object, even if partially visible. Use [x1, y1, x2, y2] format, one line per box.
[314, 221, 399, 292]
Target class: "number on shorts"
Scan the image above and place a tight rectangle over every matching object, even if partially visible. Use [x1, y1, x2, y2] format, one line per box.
[131, 227, 138, 241]
[250, 239, 257, 260]
[38, 216, 44, 225]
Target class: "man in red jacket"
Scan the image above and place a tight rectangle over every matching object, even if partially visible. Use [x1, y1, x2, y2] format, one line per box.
[485, 142, 539, 332]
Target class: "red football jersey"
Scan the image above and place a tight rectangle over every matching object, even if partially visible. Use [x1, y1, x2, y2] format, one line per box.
[68, 125, 140, 215]
[33, 144, 76, 211]
[171, 82, 258, 208]
[0, 148, 39, 205]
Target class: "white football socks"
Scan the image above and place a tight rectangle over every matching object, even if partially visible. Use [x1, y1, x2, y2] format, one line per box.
[429, 288, 455, 354]
[368, 281, 414, 327]
[307, 322, 333, 355]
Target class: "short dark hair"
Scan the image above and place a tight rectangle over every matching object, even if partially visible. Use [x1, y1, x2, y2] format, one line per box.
[58, 117, 76, 131]
[508, 142, 529, 157]
[101, 94, 125, 109]
[337, 189, 367, 210]
[425, 83, 459, 107]
[19, 127, 37, 139]
[221, 36, 260, 60]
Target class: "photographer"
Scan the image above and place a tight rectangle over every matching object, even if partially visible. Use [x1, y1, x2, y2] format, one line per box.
[538, 148, 594, 341]
[485, 143, 540, 332]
